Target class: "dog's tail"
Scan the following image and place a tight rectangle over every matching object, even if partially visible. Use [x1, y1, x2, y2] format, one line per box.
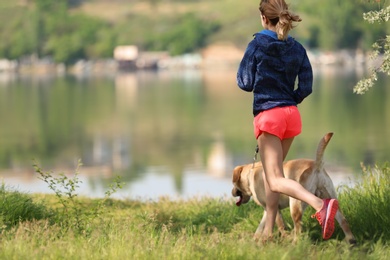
[314, 132, 334, 171]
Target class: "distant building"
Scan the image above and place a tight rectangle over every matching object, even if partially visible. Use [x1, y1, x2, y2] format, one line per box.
[0, 59, 18, 72]
[114, 45, 170, 70]
[114, 45, 139, 70]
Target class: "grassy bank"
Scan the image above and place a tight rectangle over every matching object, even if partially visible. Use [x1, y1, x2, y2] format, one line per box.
[0, 163, 389, 259]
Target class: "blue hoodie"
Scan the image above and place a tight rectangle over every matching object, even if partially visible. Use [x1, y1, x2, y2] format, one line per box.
[237, 30, 313, 116]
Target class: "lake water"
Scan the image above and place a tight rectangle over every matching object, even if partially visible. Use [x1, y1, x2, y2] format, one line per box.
[0, 66, 389, 200]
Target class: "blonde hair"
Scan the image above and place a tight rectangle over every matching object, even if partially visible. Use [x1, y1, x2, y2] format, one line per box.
[259, 0, 301, 40]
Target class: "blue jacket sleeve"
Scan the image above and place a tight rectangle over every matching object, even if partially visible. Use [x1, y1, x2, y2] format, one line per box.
[294, 52, 313, 103]
[237, 41, 258, 92]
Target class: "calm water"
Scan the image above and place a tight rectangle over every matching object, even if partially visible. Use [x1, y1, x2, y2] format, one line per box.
[0, 67, 389, 200]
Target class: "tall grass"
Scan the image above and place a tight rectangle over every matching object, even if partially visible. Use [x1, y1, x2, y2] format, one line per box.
[0, 183, 51, 232]
[0, 163, 389, 259]
[338, 163, 390, 241]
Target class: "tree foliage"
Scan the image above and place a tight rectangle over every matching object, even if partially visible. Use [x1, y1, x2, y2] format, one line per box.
[144, 13, 220, 55]
[295, 0, 387, 50]
[354, 3, 390, 94]
[0, 0, 220, 64]
[0, 0, 389, 66]
[34, 0, 112, 64]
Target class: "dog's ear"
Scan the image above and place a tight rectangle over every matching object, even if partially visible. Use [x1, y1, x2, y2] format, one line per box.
[232, 166, 243, 183]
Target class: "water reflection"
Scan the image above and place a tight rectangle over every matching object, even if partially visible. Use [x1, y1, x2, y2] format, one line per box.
[0, 67, 388, 199]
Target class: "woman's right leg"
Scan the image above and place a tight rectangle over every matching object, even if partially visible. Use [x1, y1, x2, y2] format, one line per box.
[259, 132, 324, 209]
[259, 133, 303, 238]
[258, 132, 324, 239]
[258, 133, 286, 239]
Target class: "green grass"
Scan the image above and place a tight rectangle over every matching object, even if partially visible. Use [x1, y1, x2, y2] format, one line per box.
[0, 163, 390, 259]
[338, 163, 390, 241]
[0, 184, 51, 231]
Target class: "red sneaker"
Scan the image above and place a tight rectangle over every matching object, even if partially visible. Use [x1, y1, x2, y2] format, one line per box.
[311, 198, 339, 240]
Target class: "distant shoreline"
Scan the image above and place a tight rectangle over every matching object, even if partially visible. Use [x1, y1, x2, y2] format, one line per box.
[0, 47, 380, 77]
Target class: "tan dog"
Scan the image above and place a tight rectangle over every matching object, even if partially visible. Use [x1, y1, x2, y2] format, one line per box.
[231, 132, 356, 244]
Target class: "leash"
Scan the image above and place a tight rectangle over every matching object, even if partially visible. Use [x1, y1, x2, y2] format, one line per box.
[252, 144, 259, 169]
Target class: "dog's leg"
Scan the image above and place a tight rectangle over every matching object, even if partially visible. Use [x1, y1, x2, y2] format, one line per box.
[275, 209, 287, 237]
[289, 198, 305, 242]
[254, 210, 287, 241]
[319, 173, 357, 244]
[317, 173, 357, 244]
[253, 211, 267, 241]
[335, 210, 357, 245]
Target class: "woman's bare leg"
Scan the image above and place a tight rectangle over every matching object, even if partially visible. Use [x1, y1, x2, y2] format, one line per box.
[258, 132, 323, 238]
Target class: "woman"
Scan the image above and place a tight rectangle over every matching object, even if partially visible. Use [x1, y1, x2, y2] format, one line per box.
[237, 0, 338, 241]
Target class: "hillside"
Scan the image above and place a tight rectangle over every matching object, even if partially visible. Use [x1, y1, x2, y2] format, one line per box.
[72, 0, 387, 51]
[0, 0, 385, 64]
[72, 0, 264, 49]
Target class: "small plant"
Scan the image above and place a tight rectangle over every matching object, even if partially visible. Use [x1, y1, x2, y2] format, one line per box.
[33, 160, 124, 236]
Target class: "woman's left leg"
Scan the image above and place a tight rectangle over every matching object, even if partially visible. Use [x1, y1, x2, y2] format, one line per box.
[258, 134, 295, 238]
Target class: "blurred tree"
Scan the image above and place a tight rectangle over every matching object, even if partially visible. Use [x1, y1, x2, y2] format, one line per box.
[144, 13, 220, 55]
[297, 0, 385, 50]
[44, 14, 106, 63]
[32, 0, 113, 64]
[0, 14, 37, 59]
[86, 28, 117, 59]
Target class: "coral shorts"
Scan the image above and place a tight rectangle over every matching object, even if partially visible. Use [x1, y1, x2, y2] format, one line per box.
[253, 106, 302, 140]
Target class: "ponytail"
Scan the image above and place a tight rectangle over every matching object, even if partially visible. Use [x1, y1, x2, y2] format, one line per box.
[276, 10, 301, 40]
[259, 0, 302, 41]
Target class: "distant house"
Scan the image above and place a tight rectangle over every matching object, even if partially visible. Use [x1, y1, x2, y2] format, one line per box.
[114, 45, 169, 70]
[0, 59, 18, 72]
[114, 45, 139, 70]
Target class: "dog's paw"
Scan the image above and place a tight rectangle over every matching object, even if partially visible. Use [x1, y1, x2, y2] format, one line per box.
[253, 234, 274, 245]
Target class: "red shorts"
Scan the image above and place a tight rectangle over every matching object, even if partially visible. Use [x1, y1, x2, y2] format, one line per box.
[253, 106, 302, 140]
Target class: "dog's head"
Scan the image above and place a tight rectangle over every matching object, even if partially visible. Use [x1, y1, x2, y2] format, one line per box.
[231, 165, 252, 206]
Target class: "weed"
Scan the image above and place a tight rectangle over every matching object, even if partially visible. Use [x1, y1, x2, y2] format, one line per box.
[33, 160, 123, 236]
